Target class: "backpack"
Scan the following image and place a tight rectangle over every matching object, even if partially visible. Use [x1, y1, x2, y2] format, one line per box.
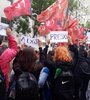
[53, 68, 75, 99]
[0, 47, 6, 100]
[15, 72, 39, 100]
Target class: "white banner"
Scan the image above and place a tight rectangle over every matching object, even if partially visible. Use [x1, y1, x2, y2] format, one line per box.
[0, 23, 9, 36]
[48, 31, 68, 43]
[20, 35, 39, 48]
[86, 32, 90, 44]
[0, 23, 9, 30]
[0, 29, 7, 36]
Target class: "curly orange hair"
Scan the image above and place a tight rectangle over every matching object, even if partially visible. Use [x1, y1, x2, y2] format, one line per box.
[54, 46, 72, 62]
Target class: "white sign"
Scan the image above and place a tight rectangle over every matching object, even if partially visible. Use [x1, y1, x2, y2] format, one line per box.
[0, 23, 9, 36]
[20, 35, 39, 48]
[48, 31, 68, 43]
[39, 36, 46, 43]
[0, 29, 7, 36]
[0, 23, 9, 30]
[86, 32, 90, 44]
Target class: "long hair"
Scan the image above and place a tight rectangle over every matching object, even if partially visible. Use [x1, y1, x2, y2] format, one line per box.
[13, 47, 37, 73]
[54, 46, 72, 62]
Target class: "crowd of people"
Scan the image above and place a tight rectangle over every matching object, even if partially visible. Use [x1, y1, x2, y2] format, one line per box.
[0, 28, 90, 100]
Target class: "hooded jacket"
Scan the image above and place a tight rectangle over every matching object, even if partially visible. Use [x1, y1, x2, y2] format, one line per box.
[0, 34, 18, 88]
[55, 60, 74, 72]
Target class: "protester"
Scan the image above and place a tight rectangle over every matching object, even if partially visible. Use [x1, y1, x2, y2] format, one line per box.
[0, 27, 89, 100]
[8, 47, 40, 100]
[52, 46, 74, 100]
[0, 28, 18, 90]
[37, 39, 55, 100]
[74, 37, 90, 100]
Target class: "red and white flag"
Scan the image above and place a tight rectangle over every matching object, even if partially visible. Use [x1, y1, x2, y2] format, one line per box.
[67, 17, 79, 43]
[4, 0, 32, 20]
[77, 27, 85, 39]
[37, 0, 68, 35]
[37, 0, 68, 22]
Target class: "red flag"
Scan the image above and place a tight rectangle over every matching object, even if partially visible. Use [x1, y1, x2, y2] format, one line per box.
[37, 0, 68, 35]
[37, 0, 68, 22]
[68, 27, 78, 43]
[67, 16, 78, 28]
[37, 1, 57, 22]
[4, 0, 31, 20]
[38, 25, 50, 36]
[67, 17, 79, 43]
[77, 27, 85, 39]
[67, 16, 85, 44]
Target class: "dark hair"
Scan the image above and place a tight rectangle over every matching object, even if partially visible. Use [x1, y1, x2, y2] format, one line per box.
[47, 50, 54, 61]
[13, 47, 37, 74]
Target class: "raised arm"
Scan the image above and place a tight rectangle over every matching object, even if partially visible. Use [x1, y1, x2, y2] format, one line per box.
[1, 28, 18, 63]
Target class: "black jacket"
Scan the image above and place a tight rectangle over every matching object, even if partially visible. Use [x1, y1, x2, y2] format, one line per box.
[55, 60, 74, 72]
[74, 45, 90, 100]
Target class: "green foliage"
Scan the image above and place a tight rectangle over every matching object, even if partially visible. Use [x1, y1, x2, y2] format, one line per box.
[69, 0, 79, 12]
[13, 16, 31, 34]
[85, 21, 90, 29]
[32, 0, 55, 15]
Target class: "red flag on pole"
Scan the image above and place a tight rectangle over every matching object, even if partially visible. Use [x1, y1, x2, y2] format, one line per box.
[4, 0, 32, 20]
[37, 0, 68, 22]
[77, 27, 85, 39]
[67, 17, 79, 44]
[37, 0, 68, 35]
[38, 25, 50, 36]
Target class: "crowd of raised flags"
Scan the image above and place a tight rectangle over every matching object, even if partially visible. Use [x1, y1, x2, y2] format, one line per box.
[3, 0, 87, 45]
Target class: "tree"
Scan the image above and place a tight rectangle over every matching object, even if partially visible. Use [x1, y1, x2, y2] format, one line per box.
[69, 0, 79, 12]
[12, 16, 31, 34]
[32, 0, 55, 15]
[85, 21, 90, 29]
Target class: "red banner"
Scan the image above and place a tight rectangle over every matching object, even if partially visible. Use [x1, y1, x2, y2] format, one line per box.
[37, 0, 68, 22]
[37, 25, 50, 36]
[77, 27, 85, 39]
[38, 0, 68, 35]
[4, 0, 31, 20]
[67, 17, 79, 43]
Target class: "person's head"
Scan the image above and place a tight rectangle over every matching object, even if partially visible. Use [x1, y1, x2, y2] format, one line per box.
[13, 47, 37, 74]
[47, 50, 54, 61]
[54, 46, 72, 62]
[0, 36, 2, 45]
